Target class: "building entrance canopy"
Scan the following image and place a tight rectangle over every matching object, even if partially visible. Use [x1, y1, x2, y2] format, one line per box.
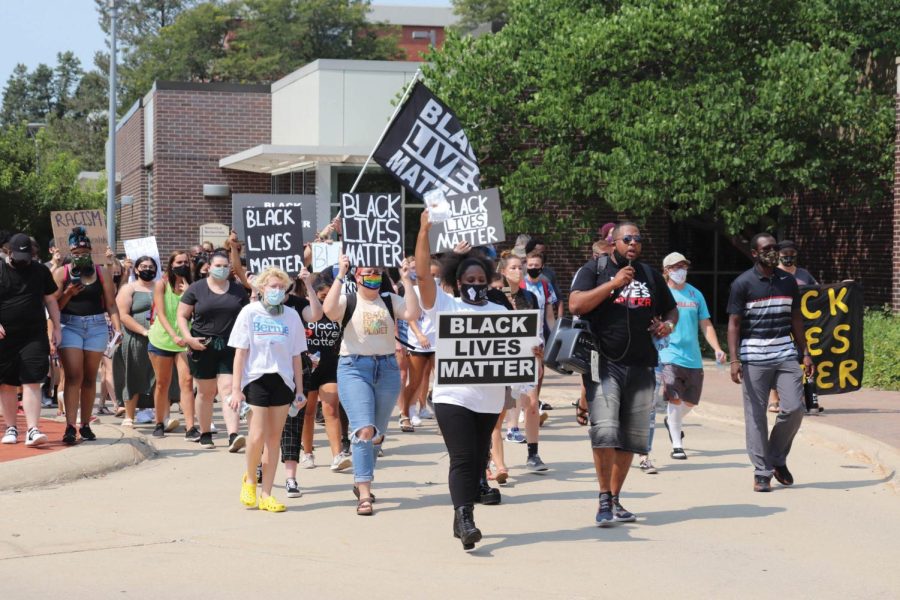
[220, 144, 370, 175]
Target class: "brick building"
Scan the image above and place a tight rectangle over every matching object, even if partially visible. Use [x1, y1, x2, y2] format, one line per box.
[368, 5, 456, 60]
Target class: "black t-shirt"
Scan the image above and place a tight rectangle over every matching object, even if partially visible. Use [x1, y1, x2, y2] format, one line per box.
[285, 295, 342, 362]
[570, 257, 676, 367]
[0, 261, 57, 333]
[180, 279, 248, 338]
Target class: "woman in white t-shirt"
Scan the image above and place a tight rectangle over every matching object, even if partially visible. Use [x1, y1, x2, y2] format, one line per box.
[322, 255, 420, 516]
[228, 267, 308, 513]
[414, 210, 542, 551]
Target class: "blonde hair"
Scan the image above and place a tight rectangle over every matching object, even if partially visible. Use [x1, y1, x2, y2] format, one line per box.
[254, 267, 292, 290]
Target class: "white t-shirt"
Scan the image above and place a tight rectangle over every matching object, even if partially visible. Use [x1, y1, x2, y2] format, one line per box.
[337, 292, 406, 356]
[406, 285, 436, 351]
[426, 289, 507, 414]
[228, 303, 308, 391]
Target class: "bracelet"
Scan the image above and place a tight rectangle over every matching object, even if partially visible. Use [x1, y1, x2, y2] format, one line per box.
[334, 275, 344, 283]
[730, 360, 741, 365]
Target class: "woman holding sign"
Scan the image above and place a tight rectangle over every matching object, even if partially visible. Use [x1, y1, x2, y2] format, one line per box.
[323, 255, 420, 516]
[414, 210, 542, 551]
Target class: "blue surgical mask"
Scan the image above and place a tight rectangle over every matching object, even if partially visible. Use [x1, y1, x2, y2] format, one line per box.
[209, 265, 229, 280]
[265, 289, 286, 306]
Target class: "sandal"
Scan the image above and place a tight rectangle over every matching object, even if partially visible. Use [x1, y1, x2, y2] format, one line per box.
[399, 416, 414, 433]
[356, 497, 374, 516]
[353, 485, 376, 503]
[97, 406, 113, 416]
[114, 406, 127, 417]
[767, 403, 780, 413]
[495, 469, 509, 485]
[575, 402, 589, 426]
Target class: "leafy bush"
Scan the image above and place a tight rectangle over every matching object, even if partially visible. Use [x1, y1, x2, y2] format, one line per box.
[862, 307, 900, 391]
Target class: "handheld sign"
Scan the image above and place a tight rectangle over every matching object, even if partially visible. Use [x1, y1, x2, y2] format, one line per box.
[435, 310, 540, 386]
[310, 242, 341, 274]
[232, 194, 317, 245]
[123, 236, 161, 281]
[341, 193, 402, 267]
[242, 205, 304, 276]
[800, 282, 864, 395]
[428, 188, 505, 253]
[51, 209, 108, 264]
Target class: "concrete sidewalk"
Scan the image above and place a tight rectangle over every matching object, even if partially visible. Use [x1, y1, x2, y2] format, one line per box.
[1, 380, 898, 598]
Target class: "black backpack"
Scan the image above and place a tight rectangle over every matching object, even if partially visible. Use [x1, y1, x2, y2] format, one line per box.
[341, 292, 416, 350]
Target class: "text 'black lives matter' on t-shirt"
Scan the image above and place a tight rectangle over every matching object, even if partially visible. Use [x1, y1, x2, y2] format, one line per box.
[180, 279, 249, 338]
[0, 261, 58, 333]
[570, 258, 676, 367]
[285, 296, 342, 362]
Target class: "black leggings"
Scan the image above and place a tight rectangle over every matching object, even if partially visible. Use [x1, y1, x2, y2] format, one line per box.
[435, 403, 499, 509]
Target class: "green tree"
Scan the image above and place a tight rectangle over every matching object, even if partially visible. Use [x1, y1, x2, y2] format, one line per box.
[95, 0, 201, 50]
[424, 0, 900, 245]
[1, 64, 32, 126]
[450, 0, 510, 32]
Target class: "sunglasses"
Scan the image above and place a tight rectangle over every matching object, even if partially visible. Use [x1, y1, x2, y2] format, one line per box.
[617, 235, 643, 244]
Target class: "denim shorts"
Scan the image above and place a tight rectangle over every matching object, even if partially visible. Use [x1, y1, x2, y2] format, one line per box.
[59, 314, 109, 353]
[582, 359, 655, 454]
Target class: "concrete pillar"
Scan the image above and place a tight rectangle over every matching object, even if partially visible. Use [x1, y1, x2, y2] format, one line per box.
[894, 58, 900, 312]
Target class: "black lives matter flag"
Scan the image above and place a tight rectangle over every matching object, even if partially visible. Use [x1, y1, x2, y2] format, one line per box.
[372, 81, 480, 200]
[800, 282, 865, 395]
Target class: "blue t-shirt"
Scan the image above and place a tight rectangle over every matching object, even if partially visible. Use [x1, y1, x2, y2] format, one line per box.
[658, 283, 710, 369]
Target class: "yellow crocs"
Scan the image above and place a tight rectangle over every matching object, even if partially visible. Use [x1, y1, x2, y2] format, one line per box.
[240, 474, 257, 508]
[258, 495, 286, 513]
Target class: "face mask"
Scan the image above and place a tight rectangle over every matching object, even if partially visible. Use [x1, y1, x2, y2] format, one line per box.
[360, 274, 382, 290]
[526, 267, 542, 279]
[209, 265, 230, 280]
[408, 270, 417, 282]
[669, 268, 687, 285]
[460, 283, 488, 305]
[11, 258, 31, 270]
[758, 249, 780, 268]
[779, 255, 796, 267]
[264, 289, 286, 306]
[434, 277, 442, 287]
[172, 265, 191, 278]
[137, 269, 156, 282]
[613, 249, 631, 265]
[72, 255, 93, 269]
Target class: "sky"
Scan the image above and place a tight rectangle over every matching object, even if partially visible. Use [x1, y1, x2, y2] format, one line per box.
[0, 0, 452, 89]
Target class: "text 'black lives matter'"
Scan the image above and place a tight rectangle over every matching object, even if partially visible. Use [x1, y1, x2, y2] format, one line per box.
[429, 188, 505, 252]
[372, 81, 480, 200]
[435, 310, 540, 386]
[243, 205, 305, 276]
[341, 193, 403, 268]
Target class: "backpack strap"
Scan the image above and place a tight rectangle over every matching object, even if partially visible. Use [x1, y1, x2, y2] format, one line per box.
[381, 292, 417, 350]
[340, 293, 357, 329]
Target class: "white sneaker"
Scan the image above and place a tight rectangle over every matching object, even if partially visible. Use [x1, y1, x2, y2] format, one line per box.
[165, 417, 180, 433]
[210, 422, 218, 433]
[410, 414, 423, 427]
[518, 411, 525, 424]
[2, 426, 18, 444]
[331, 452, 352, 472]
[300, 452, 316, 469]
[25, 427, 48, 447]
[418, 406, 433, 420]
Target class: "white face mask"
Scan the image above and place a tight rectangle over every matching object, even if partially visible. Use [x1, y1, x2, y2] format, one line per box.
[669, 268, 687, 285]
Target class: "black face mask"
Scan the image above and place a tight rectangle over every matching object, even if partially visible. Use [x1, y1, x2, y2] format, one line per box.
[526, 267, 542, 279]
[460, 283, 489, 305]
[779, 255, 796, 267]
[172, 265, 191, 278]
[11, 258, 32, 270]
[137, 270, 156, 282]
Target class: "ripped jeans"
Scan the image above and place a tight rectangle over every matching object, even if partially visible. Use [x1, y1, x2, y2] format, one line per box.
[337, 354, 401, 483]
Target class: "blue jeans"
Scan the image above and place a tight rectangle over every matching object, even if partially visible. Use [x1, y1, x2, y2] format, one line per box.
[337, 354, 401, 483]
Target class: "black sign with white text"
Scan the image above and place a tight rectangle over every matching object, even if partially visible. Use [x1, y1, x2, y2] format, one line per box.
[435, 310, 540, 386]
[232, 194, 317, 245]
[428, 188, 505, 252]
[340, 193, 403, 267]
[242, 205, 304, 276]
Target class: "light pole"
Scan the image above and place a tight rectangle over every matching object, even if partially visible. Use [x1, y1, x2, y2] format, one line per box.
[107, 0, 118, 251]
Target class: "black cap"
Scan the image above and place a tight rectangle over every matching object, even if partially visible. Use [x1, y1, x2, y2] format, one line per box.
[48, 238, 56, 249]
[9, 233, 32, 261]
[777, 240, 797, 251]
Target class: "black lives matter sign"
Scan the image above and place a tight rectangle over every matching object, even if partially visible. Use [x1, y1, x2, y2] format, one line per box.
[341, 193, 403, 267]
[372, 81, 480, 200]
[435, 310, 540, 386]
[428, 188, 505, 252]
[242, 205, 304, 276]
[800, 282, 865, 395]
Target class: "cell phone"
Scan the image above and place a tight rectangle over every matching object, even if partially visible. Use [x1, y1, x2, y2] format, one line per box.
[70, 271, 81, 285]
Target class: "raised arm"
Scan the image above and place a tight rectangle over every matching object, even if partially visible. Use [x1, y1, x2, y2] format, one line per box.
[398, 258, 420, 322]
[323, 255, 349, 322]
[414, 209, 436, 311]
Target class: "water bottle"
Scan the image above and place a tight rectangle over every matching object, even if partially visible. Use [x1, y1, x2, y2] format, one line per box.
[288, 393, 306, 418]
[803, 380, 820, 414]
[309, 351, 321, 372]
[239, 399, 251, 420]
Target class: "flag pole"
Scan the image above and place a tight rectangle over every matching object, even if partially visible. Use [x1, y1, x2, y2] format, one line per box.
[348, 69, 422, 195]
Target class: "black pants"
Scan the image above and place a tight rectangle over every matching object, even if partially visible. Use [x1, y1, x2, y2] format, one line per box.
[435, 403, 498, 509]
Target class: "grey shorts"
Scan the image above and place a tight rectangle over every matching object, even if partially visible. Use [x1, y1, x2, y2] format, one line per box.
[582, 360, 655, 454]
[661, 363, 704, 405]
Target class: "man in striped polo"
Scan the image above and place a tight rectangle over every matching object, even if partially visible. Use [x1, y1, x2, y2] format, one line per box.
[726, 233, 815, 492]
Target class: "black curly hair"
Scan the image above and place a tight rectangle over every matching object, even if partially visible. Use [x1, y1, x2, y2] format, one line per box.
[439, 249, 495, 297]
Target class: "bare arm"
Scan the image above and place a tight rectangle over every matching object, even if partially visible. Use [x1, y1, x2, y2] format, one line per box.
[100, 266, 121, 333]
[292, 354, 305, 404]
[228, 233, 251, 290]
[727, 313, 742, 384]
[117, 284, 147, 336]
[229, 347, 248, 409]
[568, 266, 634, 316]
[700, 318, 725, 358]
[398, 259, 420, 322]
[414, 209, 436, 311]
[44, 294, 61, 350]
[544, 300, 556, 331]
[177, 302, 205, 351]
[792, 306, 815, 378]
[323, 255, 348, 322]
[298, 268, 323, 322]
[152, 280, 182, 345]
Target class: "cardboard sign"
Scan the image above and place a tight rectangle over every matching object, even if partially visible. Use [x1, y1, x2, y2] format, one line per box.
[123, 236, 161, 280]
[310, 242, 341, 274]
[199, 223, 230, 248]
[242, 205, 304, 276]
[428, 188, 505, 252]
[232, 194, 317, 246]
[800, 282, 864, 395]
[435, 310, 540, 386]
[340, 193, 402, 267]
[50, 209, 108, 264]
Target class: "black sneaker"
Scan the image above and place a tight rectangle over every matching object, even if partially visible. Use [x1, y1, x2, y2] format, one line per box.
[670, 447, 687, 460]
[773, 464, 794, 486]
[199, 432, 215, 449]
[228, 433, 246, 453]
[79, 425, 97, 441]
[596, 492, 614, 527]
[540, 401, 553, 411]
[152, 423, 165, 438]
[478, 483, 501, 505]
[62, 424, 77, 445]
[285, 478, 302, 498]
[315, 403, 325, 425]
[525, 455, 549, 472]
[754, 475, 772, 492]
[611, 494, 637, 522]
[184, 426, 201, 442]
[256, 464, 263, 484]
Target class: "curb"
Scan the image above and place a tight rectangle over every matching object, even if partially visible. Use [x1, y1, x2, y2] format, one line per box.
[0, 425, 157, 493]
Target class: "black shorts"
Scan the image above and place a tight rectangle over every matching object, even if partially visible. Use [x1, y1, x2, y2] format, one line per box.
[244, 373, 293, 407]
[187, 335, 234, 380]
[0, 330, 50, 386]
[304, 358, 338, 394]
